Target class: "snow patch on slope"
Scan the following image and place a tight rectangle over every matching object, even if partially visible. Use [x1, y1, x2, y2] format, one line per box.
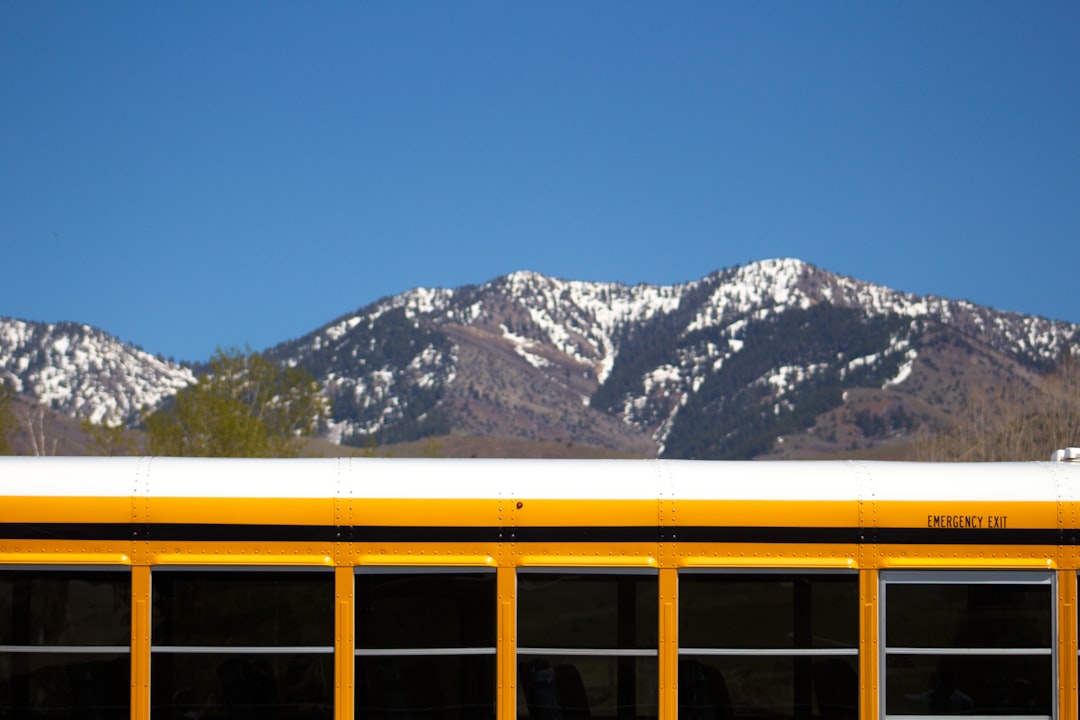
[495, 271, 685, 384]
[0, 318, 195, 426]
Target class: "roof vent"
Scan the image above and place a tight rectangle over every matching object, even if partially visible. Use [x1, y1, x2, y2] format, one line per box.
[1051, 448, 1080, 462]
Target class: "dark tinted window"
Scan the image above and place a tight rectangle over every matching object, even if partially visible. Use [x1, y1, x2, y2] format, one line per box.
[517, 572, 658, 720]
[153, 569, 332, 647]
[356, 571, 495, 649]
[885, 654, 1051, 716]
[679, 573, 857, 649]
[356, 570, 496, 720]
[882, 573, 1052, 718]
[357, 655, 496, 720]
[678, 572, 858, 720]
[0, 569, 131, 646]
[886, 583, 1050, 649]
[0, 569, 131, 720]
[519, 655, 658, 720]
[151, 652, 333, 720]
[679, 655, 859, 720]
[151, 569, 334, 720]
[518, 572, 657, 650]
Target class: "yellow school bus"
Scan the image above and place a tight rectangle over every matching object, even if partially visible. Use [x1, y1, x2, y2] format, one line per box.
[2, 453, 1080, 720]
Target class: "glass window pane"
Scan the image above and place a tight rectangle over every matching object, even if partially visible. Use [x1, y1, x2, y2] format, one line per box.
[0, 570, 131, 646]
[0, 652, 129, 720]
[810, 577, 859, 650]
[518, 655, 658, 720]
[884, 654, 1051, 716]
[680, 655, 858, 720]
[356, 572, 495, 649]
[518, 573, 658, 650]
[150, 652, 333, 720]
[357, 654, 495, 720]
[886, 583, 1050, 650]
[153, 570, 333, 647]
[679, 574, 857, 650]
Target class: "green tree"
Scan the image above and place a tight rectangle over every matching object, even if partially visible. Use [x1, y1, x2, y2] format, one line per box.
[145, 349, 329, 457]
[421, 436, 443, 458]
[80, 417, 141, 456]
[358, 434, 386, 457]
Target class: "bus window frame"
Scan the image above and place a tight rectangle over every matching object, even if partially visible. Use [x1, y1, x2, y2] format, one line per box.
[149, 565, 336, 653]
[879, 569, 1056, 720]
[676, 567, 859, 720]
[515, 567, 660, 720]
[353, 565, 497, 655]
[0, 564, 133, 719]
[147, 565, 336, 720]
[352, 566, 498, 720]
[0, 564, 132, 652]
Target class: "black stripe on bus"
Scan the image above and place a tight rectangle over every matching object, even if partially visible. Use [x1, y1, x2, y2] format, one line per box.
[0, 523, 1072, 546]
[872, 527, 1064, 546]
[0, 523, 134, 542]
[669, 527, 862, 544]
[146, 523, 341, 542]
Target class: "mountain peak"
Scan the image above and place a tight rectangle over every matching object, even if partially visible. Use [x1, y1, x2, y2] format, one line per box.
[3, 260, 1077, 459]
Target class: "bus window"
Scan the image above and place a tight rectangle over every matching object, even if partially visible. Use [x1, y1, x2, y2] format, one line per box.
[150, 568, 334, 720]
[517, 571, 659, 720]
[881, 571, 1052, 719]
[0, 567, 131, 720]
[355, 569, 496, 720]
[678, 571, 859, 720]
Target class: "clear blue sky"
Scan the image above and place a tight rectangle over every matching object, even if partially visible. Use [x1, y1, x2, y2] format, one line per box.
[2, 2, 1078, 363]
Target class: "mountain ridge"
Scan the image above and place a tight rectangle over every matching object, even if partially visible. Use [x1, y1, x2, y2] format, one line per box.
[3, 259, 1077, 459]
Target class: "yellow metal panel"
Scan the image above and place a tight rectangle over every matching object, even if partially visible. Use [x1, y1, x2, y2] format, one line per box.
[0, 546, 131, 564]
[0, 495, 132, 522]
[497, 567, 517, 720]
[658, 494, 677, 570]
[670, 542, 858, 568]
[876, 546, 1057, 569]
[678, 554, 857, 569]
[353, 543, 499, 566]
[508, 499, 659, 527]
[131, 566, 151, 720]
[146, 496, 333, 525]
[353, 498, 500, 527]
[149, 548, 335, 565]
[132, 483, 150, 567]
[673, 500, 857, 528]
[659, 569, 678, 720]
[1061, 570, 1078, 720]
[515, 547, 658, 567]
[874, 500, 1057, 530]
[355, 553, 496, 567]
[860, 569, 879, 720]
[335, 566, 354, 720]
[336, 494, 354, 567]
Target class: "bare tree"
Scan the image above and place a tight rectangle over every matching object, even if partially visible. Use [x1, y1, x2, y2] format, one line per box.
[0, 379, 16, 455]
[24, 404, 57, 456]
[915, 355, 1079, 461]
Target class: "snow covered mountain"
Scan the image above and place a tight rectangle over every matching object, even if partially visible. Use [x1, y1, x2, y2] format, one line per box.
[268, 258, 1080, 458]
[3, 259, 1078, 458]
[0, 319, 194, 427]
